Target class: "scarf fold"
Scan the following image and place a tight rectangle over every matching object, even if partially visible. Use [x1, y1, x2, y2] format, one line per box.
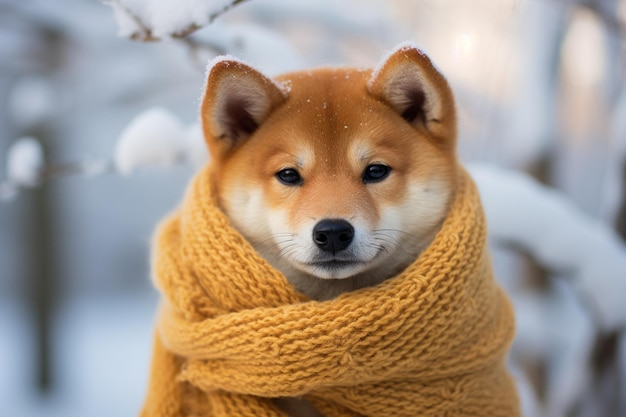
[140, 166, 519, 417]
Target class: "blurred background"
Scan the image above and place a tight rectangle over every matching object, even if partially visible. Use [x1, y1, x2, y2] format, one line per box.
[0, 0, 625, 416]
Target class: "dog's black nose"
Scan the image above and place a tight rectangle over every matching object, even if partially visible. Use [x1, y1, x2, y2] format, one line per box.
[312, 219, 355, 252]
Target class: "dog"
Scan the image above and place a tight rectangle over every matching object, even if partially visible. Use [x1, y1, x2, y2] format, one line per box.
[200, 43, 458, 303]
[195, 44, 460, 416]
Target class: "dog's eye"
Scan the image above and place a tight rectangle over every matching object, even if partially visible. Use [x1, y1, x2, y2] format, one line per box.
[363, 164, 391, 183]
[275, 168, 303, 186]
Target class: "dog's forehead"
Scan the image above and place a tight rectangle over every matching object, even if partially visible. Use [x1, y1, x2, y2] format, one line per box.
[259, 67, 422, 173]
[276, 68, 373, 107]
[270, 68, 387, 140]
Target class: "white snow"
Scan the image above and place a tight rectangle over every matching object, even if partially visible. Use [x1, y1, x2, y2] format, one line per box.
[0, 294, 157, 417]
[204, 53, 245, 74]
[108, 0, 240, 39]
[470, 164, 626, 416]
[114, 107, 186, 175]
[114, 108, 213, 174]
[469, 163, 626, 332]
[510, 362, 542, 417]
[601, 89, 626, 222]
[513, 279, 594, 417]
[6, 137, 45, 187]
[107, 0, 143, 38]
[368, 41, 435, 87]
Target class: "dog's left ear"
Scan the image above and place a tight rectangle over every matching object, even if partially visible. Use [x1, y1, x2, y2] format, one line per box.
[368, 44, 456, 143]
[201, 57, 289, 157]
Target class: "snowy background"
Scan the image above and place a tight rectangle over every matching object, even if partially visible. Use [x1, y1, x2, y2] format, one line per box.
[1, 0, 625, 416]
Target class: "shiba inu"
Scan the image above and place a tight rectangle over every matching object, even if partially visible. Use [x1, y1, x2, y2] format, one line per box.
[201, 43, 457, 301]
[141, 43, 520, 417]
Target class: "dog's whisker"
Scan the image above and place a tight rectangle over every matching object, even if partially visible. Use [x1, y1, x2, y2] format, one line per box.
[373, 228, 422, 243]
[255, 234, 298, 251]
[371, 235, 400, 247]
[367, 242, 395, 262]
[265, 233, 297, 243]
[371, 236, 401, 252]
[257, 241, 289, 252]
[277, 244, 301, 259]
[371, 236, 419, 259]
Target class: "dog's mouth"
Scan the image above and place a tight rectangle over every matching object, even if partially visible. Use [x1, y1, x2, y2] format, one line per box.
[298, 250, 383, 279]
[308, 259, 360, 269]
[281, 241, 391, 280]
[303, 259, 363, 279]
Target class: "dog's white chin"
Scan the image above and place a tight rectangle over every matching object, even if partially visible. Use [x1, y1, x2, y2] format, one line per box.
[296, 262, 367, 280]
[294, 249, 391, 280]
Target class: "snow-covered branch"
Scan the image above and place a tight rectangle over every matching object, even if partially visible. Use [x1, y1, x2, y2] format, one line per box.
[104, 0, 250, 41]
[469, 163, 626, 332]
[6, 137, 44, 188]
[0, 137, 115, 202]
[469, 163, 626, 417]
[1, 137, 45, 200]
[114, 107, 205, 174]
[0, 108, 205, 202]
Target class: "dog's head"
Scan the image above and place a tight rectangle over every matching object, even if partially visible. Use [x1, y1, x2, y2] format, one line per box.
[200, 44, 458, 296]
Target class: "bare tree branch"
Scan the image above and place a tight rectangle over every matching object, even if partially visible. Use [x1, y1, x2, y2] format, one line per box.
[1, 159, 115, 202]
[104, 0, 250, 42]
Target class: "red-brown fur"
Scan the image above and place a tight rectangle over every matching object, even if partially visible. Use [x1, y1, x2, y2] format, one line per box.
[201, 45, 458, 301]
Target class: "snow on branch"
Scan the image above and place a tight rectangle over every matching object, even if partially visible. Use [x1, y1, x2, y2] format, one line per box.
[7, 137, 44, 188]
[1, 108, 205, 202]
[114, 107, 206, 175]
[469, 163, 626, 332]
[104, 0, 250, 41]
[0, 136, 115, 202]
[470, 163, 626, 416]
[2, 136, 46, 200]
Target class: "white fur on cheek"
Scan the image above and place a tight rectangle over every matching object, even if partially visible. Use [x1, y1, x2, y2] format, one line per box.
[377, 180, 451, 261]
[266, 210, 310, 261]
[223, 187, 309, 278]
[223, 187, 274, 247]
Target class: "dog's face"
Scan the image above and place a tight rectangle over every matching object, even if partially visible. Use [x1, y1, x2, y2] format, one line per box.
[201, 45, 458, 299]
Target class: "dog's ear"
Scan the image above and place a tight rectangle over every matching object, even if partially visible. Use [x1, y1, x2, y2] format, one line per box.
[368, 44, 456, 143]
[201, 58, 288, 155]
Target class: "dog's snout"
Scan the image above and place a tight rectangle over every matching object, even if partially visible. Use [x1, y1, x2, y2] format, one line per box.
[313, 219, 355, 252]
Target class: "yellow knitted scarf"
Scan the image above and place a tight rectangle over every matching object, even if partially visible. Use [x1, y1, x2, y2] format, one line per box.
[140, 166, 519, 417]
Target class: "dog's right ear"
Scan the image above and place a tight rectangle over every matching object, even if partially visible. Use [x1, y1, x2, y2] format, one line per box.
[368, 44, 456, 145]
[201, 58, 288, 156]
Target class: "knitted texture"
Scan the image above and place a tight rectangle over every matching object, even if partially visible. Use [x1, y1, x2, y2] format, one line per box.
[140, 165, 519, 417]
